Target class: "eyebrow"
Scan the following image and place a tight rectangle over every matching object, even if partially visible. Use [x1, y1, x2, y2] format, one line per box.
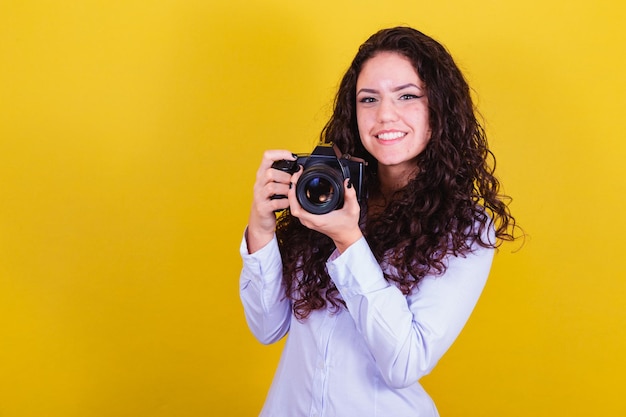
[356, 83, 424, 95]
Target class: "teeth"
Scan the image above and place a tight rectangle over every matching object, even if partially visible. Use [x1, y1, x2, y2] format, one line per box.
[377, 131, 406, 140]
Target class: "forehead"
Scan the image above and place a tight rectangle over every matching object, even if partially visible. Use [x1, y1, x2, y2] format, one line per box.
[357, 51, 422, 85]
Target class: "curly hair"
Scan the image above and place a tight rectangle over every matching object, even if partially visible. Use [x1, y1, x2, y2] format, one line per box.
[276, 27, 517, 320]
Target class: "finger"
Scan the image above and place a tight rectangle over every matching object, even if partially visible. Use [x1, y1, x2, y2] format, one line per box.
[290, 164, 303, 185]
[255, 150, 297, 192]
[259, 150, 298, 188]
[342, 178, 360, 213]
[265, 181, 291, 201]
[267, 195, 291, 212]
[264, 166, 293, 186]
[260, 150, 298, 171]
[287, 165, 304, 216]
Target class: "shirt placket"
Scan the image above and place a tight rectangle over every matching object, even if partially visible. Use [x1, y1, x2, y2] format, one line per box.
[310, 311, 337, 417]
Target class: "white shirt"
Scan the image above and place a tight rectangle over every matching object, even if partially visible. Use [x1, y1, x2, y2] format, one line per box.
[239, 229, 494, 417]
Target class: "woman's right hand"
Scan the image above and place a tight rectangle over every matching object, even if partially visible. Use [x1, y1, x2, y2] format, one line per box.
[246, 150, 297, 253]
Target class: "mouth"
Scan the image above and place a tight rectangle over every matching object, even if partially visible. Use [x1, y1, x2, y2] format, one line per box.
[375, 131, 407, 141]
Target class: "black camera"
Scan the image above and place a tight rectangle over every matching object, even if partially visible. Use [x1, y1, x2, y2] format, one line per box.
[271, 142, 367, 215]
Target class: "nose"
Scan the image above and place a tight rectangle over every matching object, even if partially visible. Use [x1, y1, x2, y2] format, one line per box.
[376, 97, 399, 123]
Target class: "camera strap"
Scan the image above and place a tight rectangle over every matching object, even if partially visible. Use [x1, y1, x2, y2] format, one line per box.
[328, 141, 367, 180]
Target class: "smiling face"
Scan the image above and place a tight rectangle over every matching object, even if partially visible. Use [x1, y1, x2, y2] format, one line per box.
[356, 51, 431, 182]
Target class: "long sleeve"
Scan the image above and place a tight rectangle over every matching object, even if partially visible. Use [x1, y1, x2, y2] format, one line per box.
[239, 232, 291, 345]
[327, 231, 494, 389]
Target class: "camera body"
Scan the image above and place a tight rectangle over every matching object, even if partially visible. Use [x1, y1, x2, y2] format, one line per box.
[271, 142, 366, 215]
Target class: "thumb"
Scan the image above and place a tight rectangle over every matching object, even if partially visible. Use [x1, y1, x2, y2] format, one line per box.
[342, 178, 360, 211]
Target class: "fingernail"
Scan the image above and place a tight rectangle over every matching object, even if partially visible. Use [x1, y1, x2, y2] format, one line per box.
[292, 153, 298, 159]
[289, 182, 293, 189]
[347, 180, 352, 189]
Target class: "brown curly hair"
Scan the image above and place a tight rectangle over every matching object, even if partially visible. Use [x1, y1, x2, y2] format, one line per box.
[276, 27, 517, 320]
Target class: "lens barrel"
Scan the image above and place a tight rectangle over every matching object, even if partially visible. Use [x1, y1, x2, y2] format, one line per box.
[296, 165, 345, 215]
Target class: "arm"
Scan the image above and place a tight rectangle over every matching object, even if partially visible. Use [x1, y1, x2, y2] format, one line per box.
[327, 231, 494, 389]
[247, 150, 297, 253]
[239, 150, 297, 343]
[239, 231, 291, 344]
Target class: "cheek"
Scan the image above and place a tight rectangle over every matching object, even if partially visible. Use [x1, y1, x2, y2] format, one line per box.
[410, 110, 431, 134]
[357, 129, 374, 155]
[356, 110, 368, 136]
[356, 123, 367, 142]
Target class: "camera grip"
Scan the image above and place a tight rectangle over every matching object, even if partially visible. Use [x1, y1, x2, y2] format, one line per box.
[271, 159, 299, 174]
[269, 159, 298, 201]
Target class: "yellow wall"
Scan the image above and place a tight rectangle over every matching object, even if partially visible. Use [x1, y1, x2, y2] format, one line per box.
[1, 1, 625, 416]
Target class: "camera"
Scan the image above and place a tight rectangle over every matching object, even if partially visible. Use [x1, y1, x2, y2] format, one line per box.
[271, 142, 367, 215]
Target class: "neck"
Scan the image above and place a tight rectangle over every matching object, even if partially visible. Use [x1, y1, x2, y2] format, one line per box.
[376, 164, 418, 198]
[367, 165, 418, 217]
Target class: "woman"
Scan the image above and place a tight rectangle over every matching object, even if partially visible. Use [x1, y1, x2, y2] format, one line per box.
[240, 26, 516, 417]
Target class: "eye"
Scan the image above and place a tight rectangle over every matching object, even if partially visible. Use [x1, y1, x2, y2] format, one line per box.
[358, 96, 377, 103]
[399, 93, 423, 100]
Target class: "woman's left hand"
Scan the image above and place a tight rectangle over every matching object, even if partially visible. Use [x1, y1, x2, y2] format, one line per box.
[288, 166, 363, 253]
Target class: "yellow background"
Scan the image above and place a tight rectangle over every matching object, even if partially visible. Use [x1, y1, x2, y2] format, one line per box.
[1, 0, 625, 416]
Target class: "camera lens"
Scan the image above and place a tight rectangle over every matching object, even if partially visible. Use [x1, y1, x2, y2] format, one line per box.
[305, 177, 335, 204]
[296, 165, 344, 215]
